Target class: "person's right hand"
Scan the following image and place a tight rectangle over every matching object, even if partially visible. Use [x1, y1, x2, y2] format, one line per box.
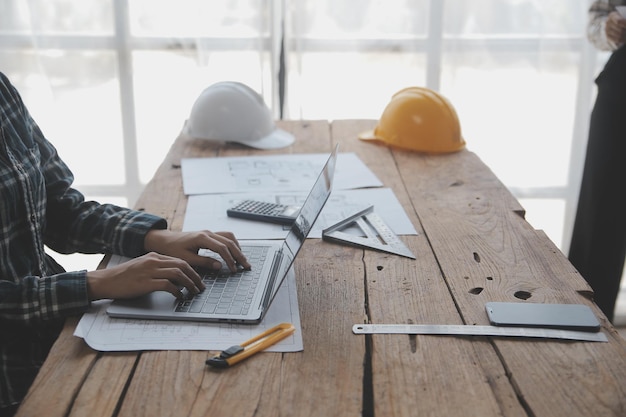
[86, 252, 205, 301]
[606, 11, 626, 45]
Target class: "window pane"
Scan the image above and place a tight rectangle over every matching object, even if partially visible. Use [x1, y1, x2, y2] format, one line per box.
[289, 0, 430, 38]
[5, 51, 125, 186]
[286, 1, 428, 120]
[287, 52, 426, 119]
[0, 0, 113, 34]
[129, 0, 269, 37]
[443, 0, 588, 35]
[441, 49, 579, 189]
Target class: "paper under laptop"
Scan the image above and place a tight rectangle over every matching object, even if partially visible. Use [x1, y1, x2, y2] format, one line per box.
[107, 144, 338, 324]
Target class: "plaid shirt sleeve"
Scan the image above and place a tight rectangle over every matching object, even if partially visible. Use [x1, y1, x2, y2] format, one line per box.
[588, 0, 626, 51]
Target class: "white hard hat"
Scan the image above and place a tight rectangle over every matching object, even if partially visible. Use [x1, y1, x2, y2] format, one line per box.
[184, 81, 294, 150]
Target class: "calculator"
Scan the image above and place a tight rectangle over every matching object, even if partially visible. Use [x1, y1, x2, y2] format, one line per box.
[226, 199, 300, 225]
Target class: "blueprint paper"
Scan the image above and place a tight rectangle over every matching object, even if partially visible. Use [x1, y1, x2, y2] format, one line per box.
[181, 152, 382, 195]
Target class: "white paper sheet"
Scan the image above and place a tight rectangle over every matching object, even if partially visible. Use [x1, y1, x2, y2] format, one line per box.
[74, 257, 303, 352]
[181, 152, 382, 195]
[182, 188, 418, 239]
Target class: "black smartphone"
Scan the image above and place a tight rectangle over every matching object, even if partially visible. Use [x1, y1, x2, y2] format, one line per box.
[485, 302, 601, 332]
[226, 199, 300, 225]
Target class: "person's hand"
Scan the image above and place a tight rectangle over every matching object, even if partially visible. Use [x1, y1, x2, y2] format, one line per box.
[87, 252, 205, 300]
[606, 11, 626, 45]
[143, 229, 251, 272]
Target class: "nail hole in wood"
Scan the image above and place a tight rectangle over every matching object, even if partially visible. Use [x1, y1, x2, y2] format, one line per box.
[514, 290, 532, 300]
[407, 319, 417, 353]
[469, 287, 484, 295]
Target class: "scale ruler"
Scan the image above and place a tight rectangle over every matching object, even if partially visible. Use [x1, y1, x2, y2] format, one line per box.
[353, 324, 608, 342]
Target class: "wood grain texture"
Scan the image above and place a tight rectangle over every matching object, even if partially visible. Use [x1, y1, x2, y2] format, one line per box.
[16, 120, 626, 417]
[71, 352, 138, 417]
[391, 140, 626, 417]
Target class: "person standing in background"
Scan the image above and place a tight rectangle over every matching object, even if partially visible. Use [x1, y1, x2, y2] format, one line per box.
[569, 0, 626, 323]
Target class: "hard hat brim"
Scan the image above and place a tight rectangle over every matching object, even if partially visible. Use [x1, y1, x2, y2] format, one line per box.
[358, 129, 381, 142]
[245, 128, 295, 150]
[183, 120, 295, 150]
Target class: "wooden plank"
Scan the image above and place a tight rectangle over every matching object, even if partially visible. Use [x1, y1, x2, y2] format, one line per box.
[392, 147, 626, 416]
[117, 350, 210, 417]
[393, 149, 592, 304]
[394, 149, 604, 316]
[278, 242, 366, 416]
[70, 352, 138, 417]
[15, 317, 98, 417]
[331, 120, 525, 417]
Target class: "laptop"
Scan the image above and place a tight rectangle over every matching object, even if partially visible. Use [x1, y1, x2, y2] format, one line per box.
[107, 143, 338, 324]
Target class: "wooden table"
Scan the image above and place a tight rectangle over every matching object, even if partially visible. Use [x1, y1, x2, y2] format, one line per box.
[17, 120, 626, 417]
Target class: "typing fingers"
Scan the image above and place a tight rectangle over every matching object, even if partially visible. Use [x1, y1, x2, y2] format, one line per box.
[199, 231, 251, 272]
[155, 267, 205, 297]
[143, 252, 205, 293]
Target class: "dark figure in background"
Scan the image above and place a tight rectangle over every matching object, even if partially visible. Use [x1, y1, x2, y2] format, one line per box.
[569, 0, 626, 323]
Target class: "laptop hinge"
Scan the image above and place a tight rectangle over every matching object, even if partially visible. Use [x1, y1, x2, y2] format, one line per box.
[260, 249, 284, 309]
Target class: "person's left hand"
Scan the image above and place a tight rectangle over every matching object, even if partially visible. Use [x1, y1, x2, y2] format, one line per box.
[144, 229, 251, 272]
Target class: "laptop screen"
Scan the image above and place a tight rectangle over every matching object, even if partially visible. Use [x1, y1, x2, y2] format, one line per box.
[266, 144, 338, 304]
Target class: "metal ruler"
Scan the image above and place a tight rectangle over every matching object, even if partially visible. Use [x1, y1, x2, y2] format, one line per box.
[322, 205, 416, 259]
[352, 324, 608, 342]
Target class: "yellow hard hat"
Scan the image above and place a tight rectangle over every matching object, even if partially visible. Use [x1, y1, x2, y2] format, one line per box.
[359, 87, 465, 153]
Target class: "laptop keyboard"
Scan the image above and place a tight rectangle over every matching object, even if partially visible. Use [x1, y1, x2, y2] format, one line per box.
[175, 246, 268, 316]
